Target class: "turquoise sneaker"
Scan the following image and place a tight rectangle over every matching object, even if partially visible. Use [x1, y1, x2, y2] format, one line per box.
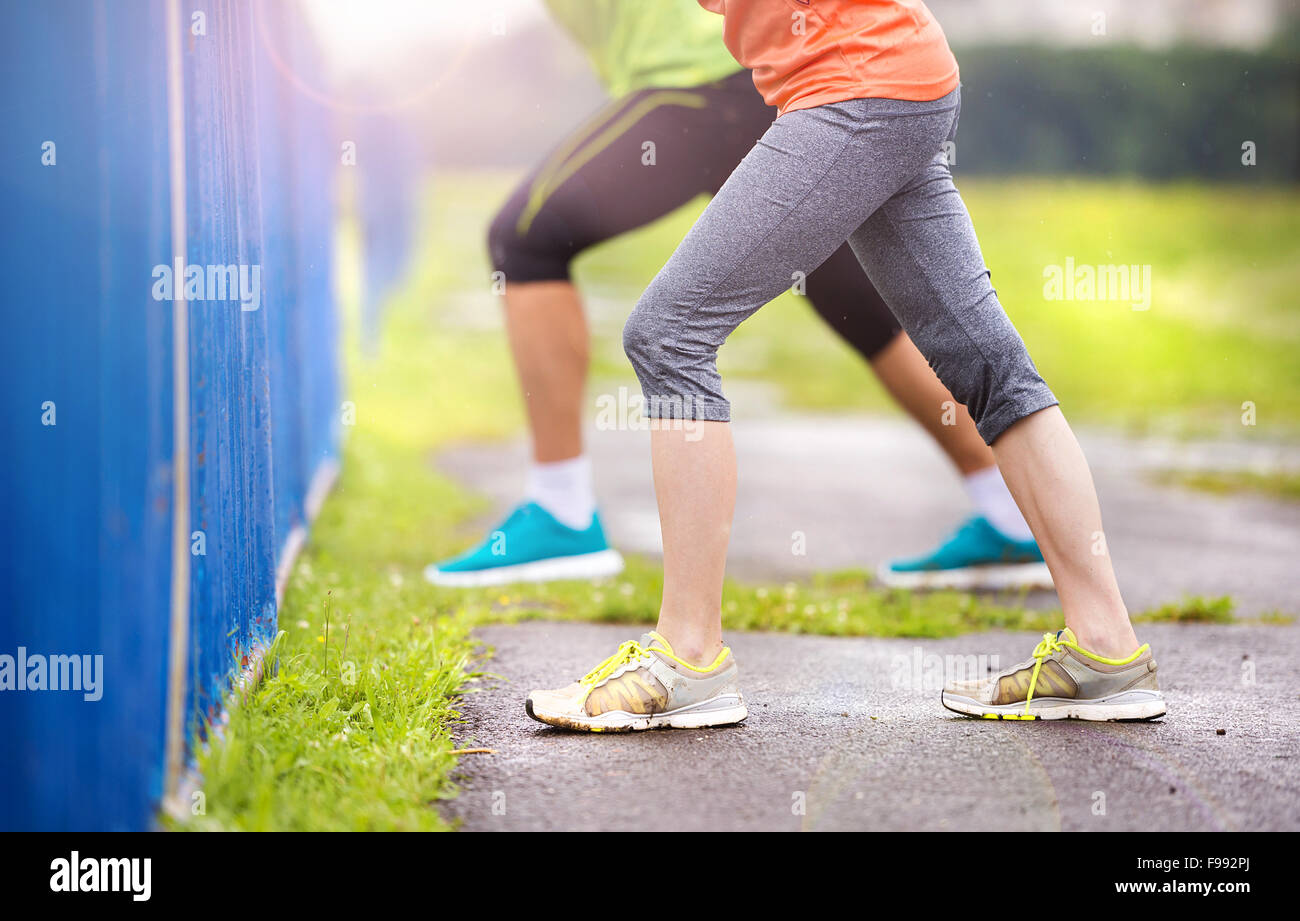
[877, 515, 1053, 591]
[424, 501, 624, 587]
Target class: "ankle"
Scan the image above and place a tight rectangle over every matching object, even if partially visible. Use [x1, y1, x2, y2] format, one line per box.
[1069, 617, 1141, 659]
[653, 624, 724, 668]
[673, 643, 726, 670]
[525, 455, 595, 530]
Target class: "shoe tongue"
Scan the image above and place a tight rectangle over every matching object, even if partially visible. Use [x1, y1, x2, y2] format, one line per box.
[1057, 627, 1077, 645]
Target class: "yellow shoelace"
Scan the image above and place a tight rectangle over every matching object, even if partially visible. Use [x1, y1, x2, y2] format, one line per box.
[1019, 631, 1066, 716]
[580, 640, 648, 688]
[1017, 630, 1149, 717]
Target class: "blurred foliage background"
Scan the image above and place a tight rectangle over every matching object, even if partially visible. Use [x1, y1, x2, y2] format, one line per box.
[363, 4, 1300, 182]
[948, 36, 1299, 180]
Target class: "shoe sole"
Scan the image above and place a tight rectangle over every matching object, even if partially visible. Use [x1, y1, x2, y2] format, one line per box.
[525, 693, 748, 732]
[424, 549, 624, 588]
[877, 561, 1054, 592]
[941, 688, 1166, 721]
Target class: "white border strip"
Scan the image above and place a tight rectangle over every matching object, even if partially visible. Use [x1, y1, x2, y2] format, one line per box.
[274, 457, 340, 607]
[162, 0, 192, 813]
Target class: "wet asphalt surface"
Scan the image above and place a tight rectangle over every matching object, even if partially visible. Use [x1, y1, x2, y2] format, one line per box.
[443, 621, 1300, 832]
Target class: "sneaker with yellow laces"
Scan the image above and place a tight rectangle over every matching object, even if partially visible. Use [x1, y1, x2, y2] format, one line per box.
[941, 627, 1166, 721]
[524, 631, 748, 732]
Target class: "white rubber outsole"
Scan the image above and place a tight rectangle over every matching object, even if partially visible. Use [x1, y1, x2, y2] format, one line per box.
[424, 548, 624, 588]
[877, 561, 1054, 591]
[527, 694, 749, 732]
[941, 688, 1167, 721]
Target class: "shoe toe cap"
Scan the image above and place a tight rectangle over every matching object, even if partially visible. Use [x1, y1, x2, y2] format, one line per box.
[525, 683, 583, 714]
[942, 676, 991, 699]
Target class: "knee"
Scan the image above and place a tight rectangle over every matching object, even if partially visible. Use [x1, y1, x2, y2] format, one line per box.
[486, 202, 527, 276]
[625, 274, 693, 380]
[936, 346, 1056, 446]
[485, 204, 515, 272]
[486, 198, 571, 283]
[624, 277, 732, 421]
[621, 298, 663, 381]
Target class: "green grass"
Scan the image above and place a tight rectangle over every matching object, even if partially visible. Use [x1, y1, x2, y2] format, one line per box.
[1130, 595, 1237, 624]
[175, 194, 523, 831]
[176, 174, 1296, 831]
[1152, 468, 1300, 502]
[458, 561, 1060, 636]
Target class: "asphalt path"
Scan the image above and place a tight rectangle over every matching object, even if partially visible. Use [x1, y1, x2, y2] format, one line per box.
[444, 621, 1300, 832]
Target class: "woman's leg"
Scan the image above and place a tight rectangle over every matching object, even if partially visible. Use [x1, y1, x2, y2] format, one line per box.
[989, 408, 1137, 654]
[649, 421, 735, 666]
[848, 154, 1138, 657]
[624, 98, 959, 659]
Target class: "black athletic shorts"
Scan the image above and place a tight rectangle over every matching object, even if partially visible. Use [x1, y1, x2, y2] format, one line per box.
[489, 70, 903, 360]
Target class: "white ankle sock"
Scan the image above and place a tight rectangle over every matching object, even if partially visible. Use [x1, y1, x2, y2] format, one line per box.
[964, 466, 1034, 542]
[525, 455, 596, 530]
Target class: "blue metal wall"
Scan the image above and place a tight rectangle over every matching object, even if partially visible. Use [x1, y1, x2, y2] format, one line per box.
[0, 0, 341, 831]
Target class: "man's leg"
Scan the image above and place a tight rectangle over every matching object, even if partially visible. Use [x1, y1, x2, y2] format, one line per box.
[490, 86, 739, 468]
[499, 280, 598, 534]
[426, 95, 650, 585]
[491, 73, 766, 470]
[428, 79, 769, 586]
[869, 333, 993, 475]
[803, 245, 991, 473]
[871, 333, 1048, 585]
[502, 281, 588, 465]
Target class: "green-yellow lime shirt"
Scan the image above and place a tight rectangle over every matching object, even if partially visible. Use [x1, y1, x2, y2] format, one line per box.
[544, 0, 742, 97]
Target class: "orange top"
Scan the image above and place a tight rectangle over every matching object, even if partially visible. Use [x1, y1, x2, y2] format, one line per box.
[698, 0, 959, 116]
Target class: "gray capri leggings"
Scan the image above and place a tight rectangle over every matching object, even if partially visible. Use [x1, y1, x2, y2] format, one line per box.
[622, 87, 1058, 444]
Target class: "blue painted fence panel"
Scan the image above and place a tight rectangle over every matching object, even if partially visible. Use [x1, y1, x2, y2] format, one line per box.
[0, 0, 342, 831]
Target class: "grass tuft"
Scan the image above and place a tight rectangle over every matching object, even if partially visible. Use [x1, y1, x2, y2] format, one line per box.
[1152, 469, 1300, 502]
[1132, 595, 1236, 624]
